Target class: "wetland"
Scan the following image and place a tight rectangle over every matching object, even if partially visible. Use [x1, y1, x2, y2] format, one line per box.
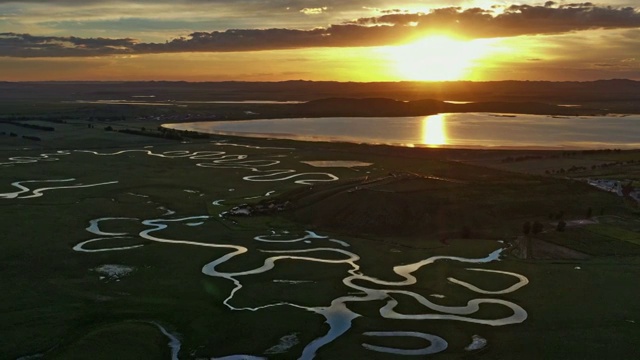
[1, 81, 640, 359]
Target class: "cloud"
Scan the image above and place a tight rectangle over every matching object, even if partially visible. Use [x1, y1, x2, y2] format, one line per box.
[0, 32, 137, 57]
[0, 1, 385, 42]
[349, 4, 640, 38]
[1, 5, 639, 57]
[300, 7, 328, 15]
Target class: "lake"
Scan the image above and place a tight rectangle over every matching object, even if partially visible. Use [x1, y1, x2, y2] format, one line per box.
[164, 113, 640, 150]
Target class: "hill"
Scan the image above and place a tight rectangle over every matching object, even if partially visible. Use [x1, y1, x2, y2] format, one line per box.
[240, 165, 627, 242]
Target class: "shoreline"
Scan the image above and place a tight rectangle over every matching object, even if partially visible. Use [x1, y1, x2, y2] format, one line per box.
[161, 113, 640, 151]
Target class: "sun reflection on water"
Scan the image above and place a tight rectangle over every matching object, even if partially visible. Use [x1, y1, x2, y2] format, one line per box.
[422, 114, 448, 147]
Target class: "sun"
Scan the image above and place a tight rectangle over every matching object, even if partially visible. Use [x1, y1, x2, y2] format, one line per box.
[383, 35, 497, 81]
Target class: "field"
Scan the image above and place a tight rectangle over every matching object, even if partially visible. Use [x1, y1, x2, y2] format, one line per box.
[1, 104, 640, 359]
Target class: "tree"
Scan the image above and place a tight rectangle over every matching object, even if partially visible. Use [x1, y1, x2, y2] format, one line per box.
[556, 220, 567, 232]
[586, 207, 593, 219]
[532, 221, 544, 235]
[523, 221, 531, 235]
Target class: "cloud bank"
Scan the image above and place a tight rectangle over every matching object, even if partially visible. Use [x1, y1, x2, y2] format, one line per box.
[1, 4, 639, 57]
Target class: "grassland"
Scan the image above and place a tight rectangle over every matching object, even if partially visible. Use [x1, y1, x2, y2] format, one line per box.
[1, 101, 640, 360]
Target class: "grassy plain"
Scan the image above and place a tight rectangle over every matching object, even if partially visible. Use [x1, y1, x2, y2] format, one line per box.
[1, 102, 639, 360]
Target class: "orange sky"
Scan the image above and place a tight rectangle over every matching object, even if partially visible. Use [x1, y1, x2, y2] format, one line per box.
[1, 1, 639, 81]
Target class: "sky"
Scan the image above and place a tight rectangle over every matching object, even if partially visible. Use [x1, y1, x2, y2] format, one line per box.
[0, 0, 639, 81]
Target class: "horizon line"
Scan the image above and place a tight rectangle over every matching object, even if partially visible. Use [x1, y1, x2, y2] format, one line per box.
[1, 78, 639, 84]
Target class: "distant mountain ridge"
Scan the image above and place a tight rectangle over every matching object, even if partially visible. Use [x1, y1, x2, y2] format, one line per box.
[294, 98, 606, 116]
[1, 79, 638, 113]
[1, 79, 639, 102]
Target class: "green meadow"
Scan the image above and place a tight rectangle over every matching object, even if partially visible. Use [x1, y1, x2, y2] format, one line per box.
[1, 112, 639, 360]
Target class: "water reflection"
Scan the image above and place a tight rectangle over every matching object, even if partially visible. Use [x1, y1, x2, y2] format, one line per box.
[421, 115, 448, 146]
[165, 113, 640, 150]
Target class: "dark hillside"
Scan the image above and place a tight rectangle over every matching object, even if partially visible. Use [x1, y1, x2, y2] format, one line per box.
[248, 165, 627, 241]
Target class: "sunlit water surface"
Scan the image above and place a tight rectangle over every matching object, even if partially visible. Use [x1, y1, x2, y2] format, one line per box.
[165, 113, 640, 149]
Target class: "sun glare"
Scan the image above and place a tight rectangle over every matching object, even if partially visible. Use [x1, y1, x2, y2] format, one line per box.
[421, 114, 447, 146]
[384, 35, 498, 81]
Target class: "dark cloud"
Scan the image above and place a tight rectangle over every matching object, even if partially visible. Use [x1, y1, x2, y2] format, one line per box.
[351, 5, 640, 38]
[380, 9, 410, 14]
[1, 5, 639, 57]
[0, 32, 136, 57]
[135, 25, 414, 53]
[558, 3, 594, 8]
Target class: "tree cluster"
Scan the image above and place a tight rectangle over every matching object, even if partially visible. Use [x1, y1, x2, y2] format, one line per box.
[8, 122, 54, 132]
[522, 221, 544, 235]
[22, 135, 42, 141]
